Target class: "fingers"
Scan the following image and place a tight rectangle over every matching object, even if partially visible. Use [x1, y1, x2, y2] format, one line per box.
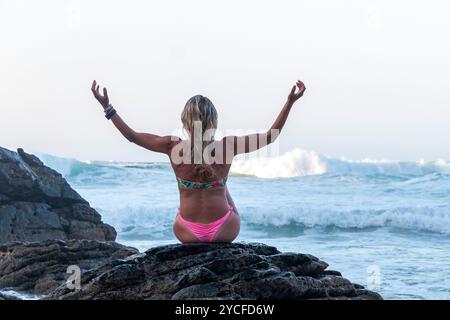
[91, 80, 110, 105]
[290, 85, 296, 95]
[296, 80, 305, 95]
[91, 81, 100, 100]
[288, 80, 305, 103]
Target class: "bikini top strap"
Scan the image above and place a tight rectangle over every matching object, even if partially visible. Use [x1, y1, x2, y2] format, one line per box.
[177, 176, 228, 189]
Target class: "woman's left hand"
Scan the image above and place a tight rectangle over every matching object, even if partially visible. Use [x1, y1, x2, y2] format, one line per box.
[287, 80, 306, 105]
[91, 80, 110, 109]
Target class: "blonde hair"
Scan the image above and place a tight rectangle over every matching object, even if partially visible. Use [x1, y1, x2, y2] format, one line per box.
[181, 95, 218, 180]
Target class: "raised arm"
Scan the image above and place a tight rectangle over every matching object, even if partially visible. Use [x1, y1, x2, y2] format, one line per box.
[91, 80, 179, 155]
[224, 80, 305, 156]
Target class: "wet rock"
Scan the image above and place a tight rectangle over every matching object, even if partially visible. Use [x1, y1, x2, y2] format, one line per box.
[0, 240, 138, 295]
[0, 147, 116, 243]
[47, 242, 382, 300]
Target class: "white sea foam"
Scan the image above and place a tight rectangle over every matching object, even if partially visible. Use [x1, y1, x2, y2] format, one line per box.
[90, 203, 450, 236]
[0, 290, 42, 300]
[231, 148, 450, 178]
[230, 148, 327, 178]
[36, 149, 450, 235]
[240, 205, 450, 235]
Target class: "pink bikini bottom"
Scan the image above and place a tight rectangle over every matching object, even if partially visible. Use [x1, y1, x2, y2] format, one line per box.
[177, 205, 234, 242]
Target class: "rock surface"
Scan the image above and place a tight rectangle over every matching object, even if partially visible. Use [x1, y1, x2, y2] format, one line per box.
[0, 240, 138, 295]
[0, 147, 116, 243]
[47, 242, 383, 300]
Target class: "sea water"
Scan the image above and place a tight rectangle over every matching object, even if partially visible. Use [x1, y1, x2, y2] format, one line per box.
[38, 148, 450, 300]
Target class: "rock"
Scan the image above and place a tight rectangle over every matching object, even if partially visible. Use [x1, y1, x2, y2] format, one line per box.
[266, 253, 329, 276]
[0, 147, 116, 243]
[47, 242, 382, 300]
[354, 289, 384, 300]
[0, 239, 138, 295]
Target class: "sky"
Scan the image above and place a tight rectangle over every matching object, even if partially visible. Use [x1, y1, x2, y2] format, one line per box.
[1, 0, 449, 162]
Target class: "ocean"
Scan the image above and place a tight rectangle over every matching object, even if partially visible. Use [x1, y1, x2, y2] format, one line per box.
[36, 148, 450, 300]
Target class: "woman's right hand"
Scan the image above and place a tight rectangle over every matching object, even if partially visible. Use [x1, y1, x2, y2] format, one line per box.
[287, 80, 306, 105]
[91, 80, 110, 109]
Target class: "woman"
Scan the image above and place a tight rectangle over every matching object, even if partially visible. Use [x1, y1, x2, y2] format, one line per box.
[91, 80, 305, 243]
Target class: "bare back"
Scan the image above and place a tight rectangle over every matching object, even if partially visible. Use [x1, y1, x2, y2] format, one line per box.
[169, 139, 232, 223]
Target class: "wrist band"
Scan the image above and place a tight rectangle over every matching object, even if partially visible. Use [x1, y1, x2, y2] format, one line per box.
[105, 106, 117, 120]
[105, 109, 116, 120]
[104, 105, 113, 114]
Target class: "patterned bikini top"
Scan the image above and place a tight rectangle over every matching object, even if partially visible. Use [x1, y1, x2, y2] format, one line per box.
[177, 176, 228, 190]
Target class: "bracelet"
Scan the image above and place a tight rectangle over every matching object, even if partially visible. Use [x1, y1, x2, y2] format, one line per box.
[105, 109, 116, 120]
[104, 104, 113, 114]
[105, 107, 117, 120]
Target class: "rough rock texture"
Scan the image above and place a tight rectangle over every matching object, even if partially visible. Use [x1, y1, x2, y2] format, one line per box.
[0, 147, 116, 243]
[47, 243, 383, 300]
[0, 240, 139, 295]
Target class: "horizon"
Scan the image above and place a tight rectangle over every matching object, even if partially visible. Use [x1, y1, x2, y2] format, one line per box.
[1, 0, 450, 162]
[16, 146, 450, 166]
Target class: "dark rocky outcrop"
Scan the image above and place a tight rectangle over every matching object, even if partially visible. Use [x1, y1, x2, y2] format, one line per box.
[0, 240, 138, 295]
[46, 242, 382, 300]
[0, 147, 116, 243]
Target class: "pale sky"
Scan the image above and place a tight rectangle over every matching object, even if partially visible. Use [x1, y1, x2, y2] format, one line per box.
[1, 0, 449, 162]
